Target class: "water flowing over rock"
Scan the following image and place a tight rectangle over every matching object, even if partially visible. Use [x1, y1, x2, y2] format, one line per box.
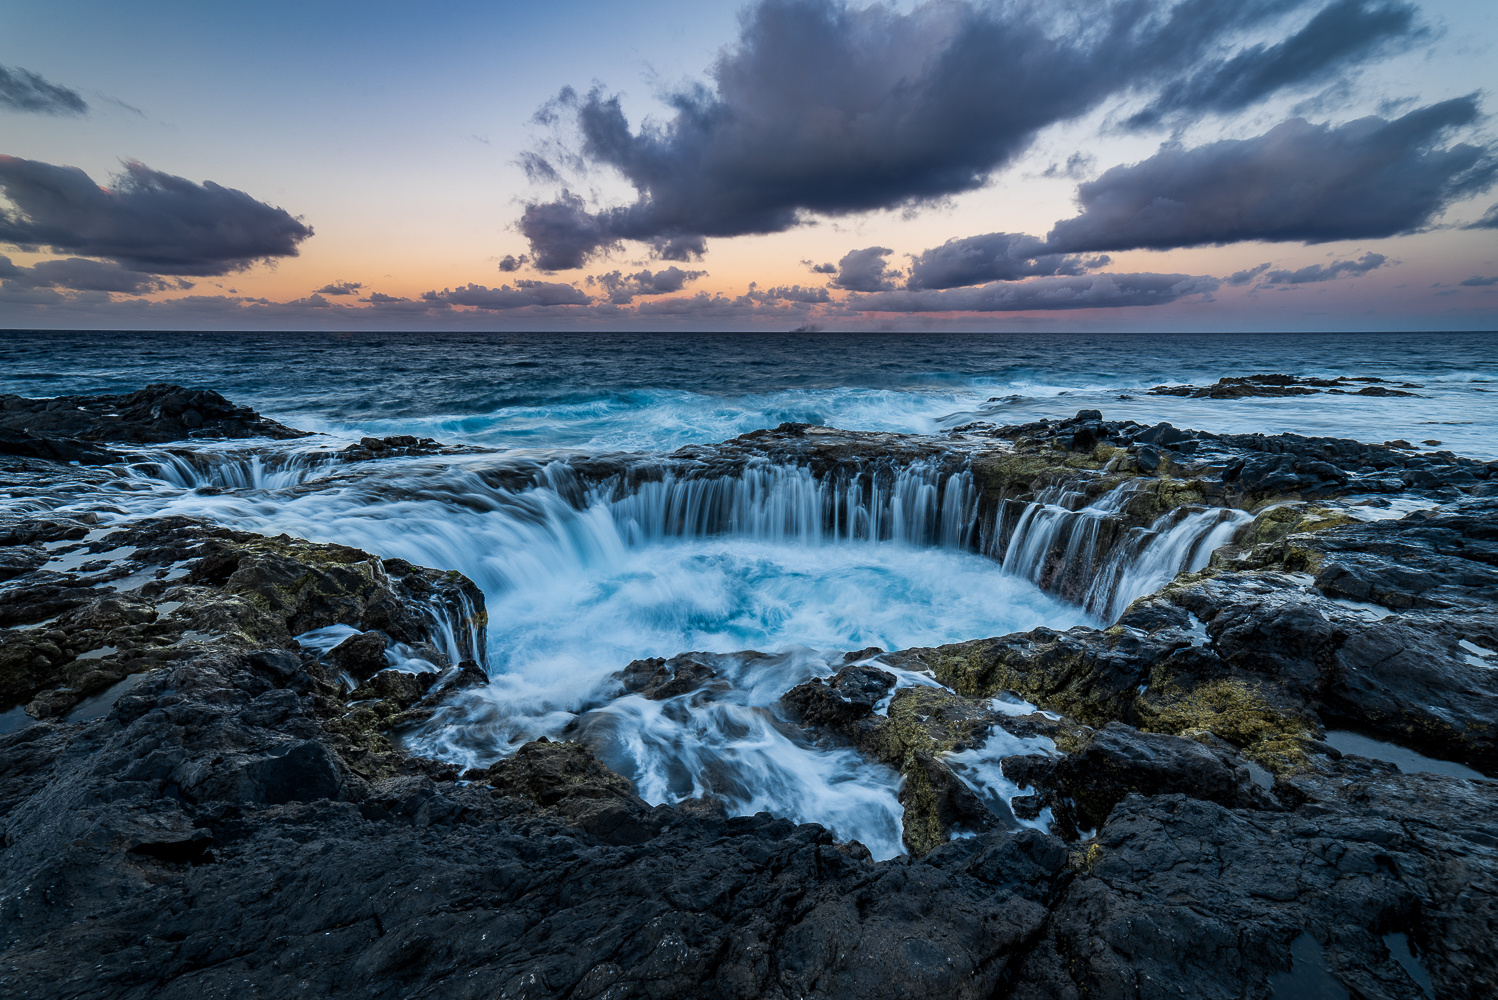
[2, 387, 1496, 998]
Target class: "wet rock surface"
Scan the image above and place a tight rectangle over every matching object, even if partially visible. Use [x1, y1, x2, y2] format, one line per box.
[0, 383, 309, 459]
[1147, 373, 1425, 399]
[2, 386, 1496, 998]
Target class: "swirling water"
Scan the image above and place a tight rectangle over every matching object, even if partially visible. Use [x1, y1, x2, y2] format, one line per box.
[5, 329, 1494, 856]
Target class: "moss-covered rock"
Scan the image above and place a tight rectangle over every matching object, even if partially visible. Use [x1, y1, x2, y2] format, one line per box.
[1136, 676, 1316, 773]
[884, 627, 1186, 728]
[857, 687, 1003, 855]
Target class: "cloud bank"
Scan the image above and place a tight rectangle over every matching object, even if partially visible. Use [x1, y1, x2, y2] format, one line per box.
[592, 266, 708, 303]
[520, 0, 1422, 269]
[422, 280, 590, 310]
[0, 254, 179, 294]
[1124, 0, 1420, 128]
[1046, 99, 1495, 253]
[885, 99, 1495, 293]
[0, 156, 313, 275]
[853, 272, 1220, 313]
[1262, 252, 1387, 284]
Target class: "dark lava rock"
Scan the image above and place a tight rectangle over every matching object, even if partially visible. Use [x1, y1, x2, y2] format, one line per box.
[1011, 722, 1280, 834]
[1148, 374, 1423, 399]
[3, 391, 1497, 998]
[462, 737, 659, 845]
[325, 629, 390, 680]
[0, 382, 308, 449]
[781, 662, 896, 728]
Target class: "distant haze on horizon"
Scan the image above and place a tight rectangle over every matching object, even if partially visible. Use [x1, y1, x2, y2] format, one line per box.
[1, 0, 1496, 332]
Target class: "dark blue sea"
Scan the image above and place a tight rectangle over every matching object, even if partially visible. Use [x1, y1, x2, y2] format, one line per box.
[3, 329, 1495, 457]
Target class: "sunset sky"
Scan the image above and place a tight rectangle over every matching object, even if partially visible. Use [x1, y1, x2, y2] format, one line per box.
[2, 0, 1496, 331]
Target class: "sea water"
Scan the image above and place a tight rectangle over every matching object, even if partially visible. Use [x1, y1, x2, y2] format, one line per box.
[4, 329, 1494, 856]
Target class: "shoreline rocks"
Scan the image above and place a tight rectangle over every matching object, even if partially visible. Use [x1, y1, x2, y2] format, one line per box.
[1146, 373, 1426, 399]
[2, 386, 1496, 998]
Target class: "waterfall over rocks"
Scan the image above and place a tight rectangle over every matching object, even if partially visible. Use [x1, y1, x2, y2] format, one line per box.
[93, 434, 1262, 858]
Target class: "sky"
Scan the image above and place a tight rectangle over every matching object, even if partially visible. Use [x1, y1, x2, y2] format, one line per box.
[1, 0, 1496, 332]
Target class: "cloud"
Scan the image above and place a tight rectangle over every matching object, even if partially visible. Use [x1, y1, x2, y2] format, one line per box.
[592, 265, 708, 303]
[905, 231, 1107, 289]
[0, 254, 184, 294]
[422, 280, 590, 310]
[1126, 0, 1421, 128]
[0, 156, 314, 275]
[315, 280, 363, 295]
[1042, 153, 1096, 180]
[1460, 275, 1498, 286]
[1262, 251, 1386, 284]
[832, 246, 900, 292]
[1046, 99, 1496, 252]
[1466, 203, 1498, 230]
[497, 254, 530, 272]
[808, 262, 837, 274]
[0, 64, 87, 115]
[1226, 262, 1272, 285]
[852, 272, 1219, 312]
[520, 0, 1399, 268]
[754, 284, 832, 303]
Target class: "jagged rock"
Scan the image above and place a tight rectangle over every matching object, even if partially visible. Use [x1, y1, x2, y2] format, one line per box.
[883, 626, 1186, 727]
[1148, 373, 1424, 399]
[781, 662, 896, 728]
[0, 383, 308, 445]
[325, 630, 389, 680]
[614, 652, 725, 699]
[1009, 722, 1280, 834]
[3, 387, 1498, 998]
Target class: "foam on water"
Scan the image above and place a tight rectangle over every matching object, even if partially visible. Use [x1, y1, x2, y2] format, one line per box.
[5, 330, 1496, 457]
[11, 329, 1483, 856]
[91, 456, 1095, 857]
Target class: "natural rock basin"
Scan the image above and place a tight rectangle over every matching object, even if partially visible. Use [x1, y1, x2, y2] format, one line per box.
[2, 384, 1496, 999]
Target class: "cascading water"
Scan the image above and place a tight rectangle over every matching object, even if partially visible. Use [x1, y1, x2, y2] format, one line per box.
[1083, 505, 1254, 621]
[997, 480, 1252, 621]
[125, 444, 343, 492]
[81, 441, 1252, 858]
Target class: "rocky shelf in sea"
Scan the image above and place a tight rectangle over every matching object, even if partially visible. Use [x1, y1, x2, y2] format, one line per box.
[1, 384, 1495, 999]
[1145, 373, 1429, 399]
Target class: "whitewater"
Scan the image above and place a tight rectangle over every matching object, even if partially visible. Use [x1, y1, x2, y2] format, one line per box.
[4, 329, 1495, 858]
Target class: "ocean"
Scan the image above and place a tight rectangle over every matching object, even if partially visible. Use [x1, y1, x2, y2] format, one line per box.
[4, 329, 1495, 457]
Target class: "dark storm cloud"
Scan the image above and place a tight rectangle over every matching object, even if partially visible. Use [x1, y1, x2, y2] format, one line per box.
[497, 254, 530, 272]
[0, 156, 313, 275]
[521, 0, 1399, 268]
[423, 280, 590, 310]
[1046, 99, 1496, 253]
[831, 247, 900, 292]
[1459, 275, 1498, 286]
[1126, 0, 1420, 128]
[1262, 251, 1386, 283]
[519, 191, 614, 271]
[315, 280, 363, 295]
[593, 266, 707, 303]
[905, 232, 1108, 290]
[0, 253, 175, 293]
[853, 272, 1219, 312]
[0, 64, 88, 115]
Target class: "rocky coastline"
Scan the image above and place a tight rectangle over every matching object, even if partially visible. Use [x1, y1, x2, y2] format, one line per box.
[2, 384, 1494, 998]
